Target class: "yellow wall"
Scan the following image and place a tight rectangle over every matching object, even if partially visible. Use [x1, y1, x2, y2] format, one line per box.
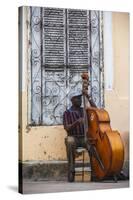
[105, 12, 129, 161]
[19, 9, 129, 162]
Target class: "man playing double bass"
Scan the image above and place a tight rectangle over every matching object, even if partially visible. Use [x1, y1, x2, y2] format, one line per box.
[63, 73, 124, 182]
[63, 88, 96, 182]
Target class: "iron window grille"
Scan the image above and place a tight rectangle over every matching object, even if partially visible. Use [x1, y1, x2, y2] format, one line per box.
[29, 7, 104, 126]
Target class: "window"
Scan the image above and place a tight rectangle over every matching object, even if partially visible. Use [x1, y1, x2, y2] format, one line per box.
[30, 7, 104, 125]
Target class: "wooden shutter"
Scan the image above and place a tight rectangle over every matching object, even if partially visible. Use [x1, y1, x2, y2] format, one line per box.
[67, 9, 90, 71]
[43, 8, 65, 71]
[66, 9, 89, 108]
[42, 8, 66, 125]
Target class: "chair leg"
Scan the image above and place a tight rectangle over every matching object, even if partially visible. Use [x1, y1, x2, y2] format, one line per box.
[113, 175, 118, 183]
[66, 140, 76, 182]
[68, 170, 75, 182]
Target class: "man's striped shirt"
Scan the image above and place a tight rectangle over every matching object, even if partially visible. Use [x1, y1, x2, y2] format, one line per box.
[63, 106, 84, 137]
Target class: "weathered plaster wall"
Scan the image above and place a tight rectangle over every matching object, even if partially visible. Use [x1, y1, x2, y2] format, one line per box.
[104, 12, 129, 163]
[105, 12, 129, 132]
[23, 124, 67, 161]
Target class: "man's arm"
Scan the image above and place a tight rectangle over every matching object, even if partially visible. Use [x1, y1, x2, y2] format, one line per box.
[82, 90, 97, 107]
[88, 96, 97, 107]
[63, 111, 84, 132]
[65, 118, 84, 131]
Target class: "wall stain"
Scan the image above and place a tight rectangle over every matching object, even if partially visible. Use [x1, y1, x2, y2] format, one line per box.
[26, 125, 31, 133]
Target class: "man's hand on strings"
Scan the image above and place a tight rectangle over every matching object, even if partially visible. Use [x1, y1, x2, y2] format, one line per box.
[82, 89, 88, 96]
[65, 118, 84, 132]
[77, 117, 84, 124]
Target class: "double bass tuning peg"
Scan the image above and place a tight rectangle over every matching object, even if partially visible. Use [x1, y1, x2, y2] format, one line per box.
[81, 72, 89, 80]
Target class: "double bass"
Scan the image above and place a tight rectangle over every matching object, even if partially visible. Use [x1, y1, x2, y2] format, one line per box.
[81, 73, 124, 180]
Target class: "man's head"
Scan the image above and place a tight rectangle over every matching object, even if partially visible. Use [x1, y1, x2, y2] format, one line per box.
[71, 94, 82, 108]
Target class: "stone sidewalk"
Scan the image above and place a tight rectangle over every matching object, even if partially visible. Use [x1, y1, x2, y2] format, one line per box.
[22, 180, 129, 194]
